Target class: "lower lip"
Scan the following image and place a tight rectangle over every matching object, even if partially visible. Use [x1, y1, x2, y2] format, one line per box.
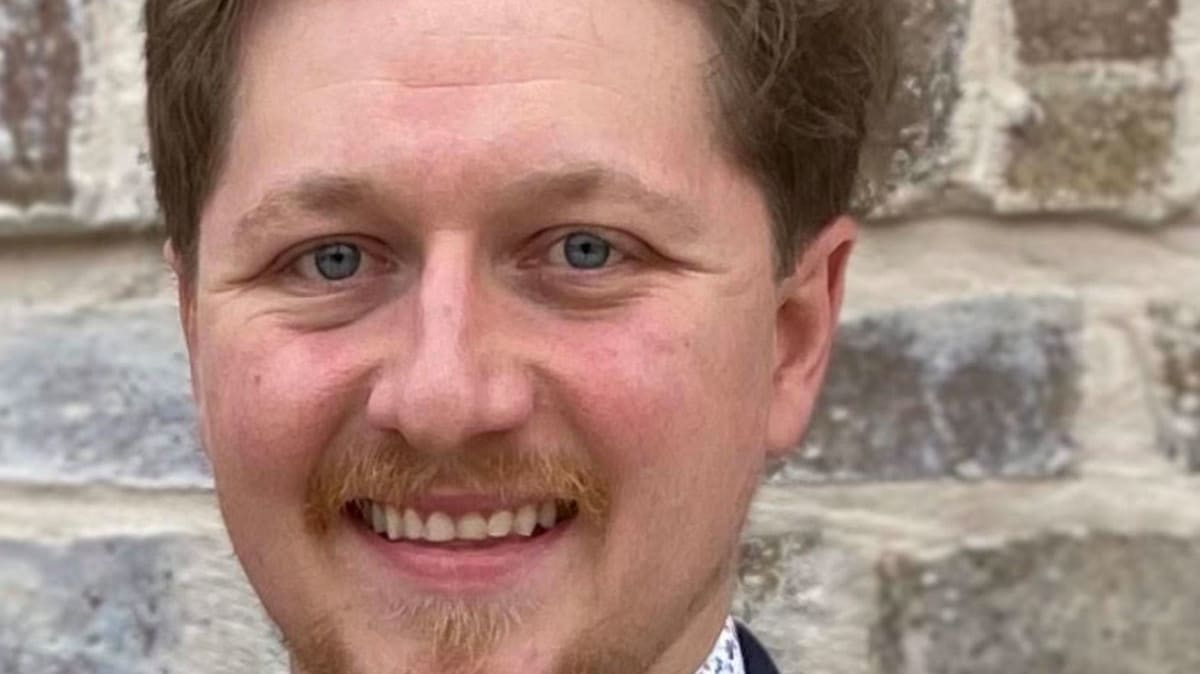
[350, 514, 575, 595]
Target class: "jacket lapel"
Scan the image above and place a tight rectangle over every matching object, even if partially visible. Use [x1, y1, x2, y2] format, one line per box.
[735, 622, 781, 674]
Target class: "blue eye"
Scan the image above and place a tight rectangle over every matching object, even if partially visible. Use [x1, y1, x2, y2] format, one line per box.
[312, 243, 362, 280]
[562, 232, 611, 270]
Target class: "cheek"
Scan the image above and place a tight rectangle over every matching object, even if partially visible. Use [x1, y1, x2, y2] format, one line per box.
[552, 300, 775, 490]
[194, 319, 370, 500]
[546, 301, 775, 599]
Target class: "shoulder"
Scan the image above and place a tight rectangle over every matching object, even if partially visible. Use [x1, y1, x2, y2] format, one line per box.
[735, 622, 782, 674]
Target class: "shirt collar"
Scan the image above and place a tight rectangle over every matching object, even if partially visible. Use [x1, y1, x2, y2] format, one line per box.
[695, 616, 745, 674]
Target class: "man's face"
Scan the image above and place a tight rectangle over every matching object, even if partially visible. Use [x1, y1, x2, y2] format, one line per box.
[181, 0, 849, 672]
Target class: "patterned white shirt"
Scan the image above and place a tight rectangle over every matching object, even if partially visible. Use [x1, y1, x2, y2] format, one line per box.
[695, 617, 745, 674]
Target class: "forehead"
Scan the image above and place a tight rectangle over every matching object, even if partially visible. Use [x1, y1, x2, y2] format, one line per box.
[239, 0, 715, 83]
[201, 0, 764, 252]
[230, 0, 718, 148]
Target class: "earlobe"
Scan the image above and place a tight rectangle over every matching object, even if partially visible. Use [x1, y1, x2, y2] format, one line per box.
[764, 216, 857, 457]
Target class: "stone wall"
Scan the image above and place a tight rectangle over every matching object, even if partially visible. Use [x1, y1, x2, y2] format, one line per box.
[1, 2, 1198, 673]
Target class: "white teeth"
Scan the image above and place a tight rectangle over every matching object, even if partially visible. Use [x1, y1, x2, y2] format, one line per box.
[538, 501, 557, 529]
[514, 504, 538, 536]
[361, 500, 573, 542]
[371, 502, 387, 534]
[456, 513, 488, 540]
[385, 506, 403, 541]
[425, 512, 456, 542]
[404, 508, 424, 540]
[487, 510, 514, 538]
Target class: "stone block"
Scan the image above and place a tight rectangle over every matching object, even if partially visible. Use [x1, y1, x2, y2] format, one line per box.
[768, 295, 1082, 482]
[735, 530, 873, 674]
[0, 0, 80, 207]
[872, 532, 1200, 674]
[858, 0, 973, 211]
[0, 304, 210, 487]
[0, 1, 157, 235]
[1150, 302, 1200, 472]
[1011, 0, 1178, 64]
[1005, 68, 1177, 210]
[0, 533, 284, 673]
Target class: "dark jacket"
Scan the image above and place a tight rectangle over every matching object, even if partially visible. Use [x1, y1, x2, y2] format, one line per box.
[736, 622, 781, 674]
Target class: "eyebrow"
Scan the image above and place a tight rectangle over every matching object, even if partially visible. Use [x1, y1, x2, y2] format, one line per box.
[233, 173, 379, 245]
[232, 163, 700, 243]
[497, 162, 700, 229]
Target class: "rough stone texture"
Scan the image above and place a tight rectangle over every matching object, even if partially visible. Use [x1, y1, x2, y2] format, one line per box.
[768, 295, 1082, 483]
[1150, 302, 1200, 472]
[869, 0, 1193, 223]
[0, 304, 209, 487]
[0, 533, 284, 673]
[64, 1, 159, 231]
[734, 530, 872, 674]
[872, 532, 1200, 674]
[0, 0, 80, 207]
[1011, 0, 1178, 65]
[857, 0, 972, 210]
[0, 1, 158, 235]
[1005, 69, 1178, 207]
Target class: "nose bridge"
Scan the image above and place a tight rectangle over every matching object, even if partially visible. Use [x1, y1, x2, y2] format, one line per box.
[376, 231, 531, 450]
[414, 233, 473, 378]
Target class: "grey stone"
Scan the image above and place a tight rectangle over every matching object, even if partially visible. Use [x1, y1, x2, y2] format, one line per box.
[1012, 0, 1178, 64]
[1006, 68, 1177, 206]
[0, 533, 284, 673]
[0, 0, 80, 206]
[858, 0, 973, 211]
[768, 295, 1082, 482]
[735, 530, 872, 674]
[1149, 302, 1200, 472]
[872, 532, 1200, 674]
[0, 304, 210, 487]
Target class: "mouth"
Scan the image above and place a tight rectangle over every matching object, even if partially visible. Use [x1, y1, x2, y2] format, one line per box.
[343, 496, 581, 593]
[351, 498, 580, 544]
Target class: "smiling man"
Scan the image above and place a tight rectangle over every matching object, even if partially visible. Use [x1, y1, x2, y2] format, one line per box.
[143, 1, 890, 673]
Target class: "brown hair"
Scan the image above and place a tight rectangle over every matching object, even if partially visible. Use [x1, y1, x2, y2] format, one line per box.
[145, 0, 893, 280]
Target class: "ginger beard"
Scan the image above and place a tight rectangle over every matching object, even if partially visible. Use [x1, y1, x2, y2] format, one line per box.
[288, 432, 634, 674]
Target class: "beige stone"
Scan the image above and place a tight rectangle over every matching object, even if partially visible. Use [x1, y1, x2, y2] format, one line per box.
[0, 0, 80, 207]
[1006, 67, 1177, 205]
[1012, 0, 1178, 64]
[873, 532, 1200, 674]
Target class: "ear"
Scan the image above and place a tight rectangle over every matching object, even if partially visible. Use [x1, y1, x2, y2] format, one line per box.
[764, 216, 856, 457]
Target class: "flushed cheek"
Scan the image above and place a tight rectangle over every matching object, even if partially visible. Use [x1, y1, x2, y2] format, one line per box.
[568, 309, 770, 462]
[196, 320, 372, 504]
[541, 320, 763, 630]
[553, 313, 769, 530]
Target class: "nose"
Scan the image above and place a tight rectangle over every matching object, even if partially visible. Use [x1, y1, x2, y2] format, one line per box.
[365, 233, 534, 453]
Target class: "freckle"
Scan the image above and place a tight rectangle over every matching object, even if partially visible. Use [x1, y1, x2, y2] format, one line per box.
[253, 373, 263, 387]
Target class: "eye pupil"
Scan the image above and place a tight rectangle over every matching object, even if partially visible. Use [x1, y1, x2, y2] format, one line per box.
[313, 243, 362, 280]
[563, 233, 610, 269]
